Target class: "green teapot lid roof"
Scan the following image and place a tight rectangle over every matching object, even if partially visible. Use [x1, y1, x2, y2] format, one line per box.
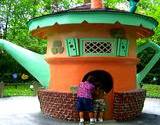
[27, 4, 158, 33]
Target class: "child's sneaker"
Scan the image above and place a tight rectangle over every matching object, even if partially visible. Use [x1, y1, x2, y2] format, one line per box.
[79, 122, 84, 125]
[98, 118, 103, 122]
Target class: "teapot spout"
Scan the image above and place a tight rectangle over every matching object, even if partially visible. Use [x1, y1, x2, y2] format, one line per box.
[0, 39, 50, 87]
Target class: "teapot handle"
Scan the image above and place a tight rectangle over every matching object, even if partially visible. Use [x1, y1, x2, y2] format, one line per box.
[136, 41, 160, 87]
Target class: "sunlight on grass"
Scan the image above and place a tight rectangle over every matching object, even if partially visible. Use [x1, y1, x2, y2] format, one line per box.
[142, 84, 160, 98]
[3, 84, 35, 96]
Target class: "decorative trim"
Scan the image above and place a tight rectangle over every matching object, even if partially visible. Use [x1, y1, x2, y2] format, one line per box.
[28, 11, 158, 32]
[45, 57, 139, 64]
[51, 40, 64, 54]
[65, 38, 79, 56]
[116, 39, 129, 56]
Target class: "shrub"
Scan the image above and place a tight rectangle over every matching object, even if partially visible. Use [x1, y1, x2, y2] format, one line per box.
[142, 84, 160, 98]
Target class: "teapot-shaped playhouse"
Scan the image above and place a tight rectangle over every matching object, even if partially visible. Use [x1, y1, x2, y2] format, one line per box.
[0, 0, 159, 121]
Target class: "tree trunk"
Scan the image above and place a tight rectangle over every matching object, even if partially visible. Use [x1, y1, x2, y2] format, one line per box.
[3, 2, 12, 39]
[0, 83, 4, 98]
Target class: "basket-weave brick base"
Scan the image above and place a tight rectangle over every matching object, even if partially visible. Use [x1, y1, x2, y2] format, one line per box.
[38, 89, 146, 121]
[38, 89, 79, 121]
[113, 89, 146, 121]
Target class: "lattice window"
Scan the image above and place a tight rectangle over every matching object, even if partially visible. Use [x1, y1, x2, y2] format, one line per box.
[80, 38, 117, 56]
[84, 41, 112, 53]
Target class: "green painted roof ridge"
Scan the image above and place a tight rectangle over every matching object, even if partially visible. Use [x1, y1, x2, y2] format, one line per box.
[27, 11, 158, 27]
[27, 11, 158, 32]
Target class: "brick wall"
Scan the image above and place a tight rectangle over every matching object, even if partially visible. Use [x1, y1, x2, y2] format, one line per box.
[113, 89, 146, 121]
[38, 89, 146, 121]
[38, 89, 79, 121]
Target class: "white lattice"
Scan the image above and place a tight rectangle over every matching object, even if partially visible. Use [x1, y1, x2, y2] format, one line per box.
[84, 40, 112, 54]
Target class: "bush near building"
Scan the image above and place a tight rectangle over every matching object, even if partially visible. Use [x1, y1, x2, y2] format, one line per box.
[2, 82, 43, 97]
[142, 84, 160, 98]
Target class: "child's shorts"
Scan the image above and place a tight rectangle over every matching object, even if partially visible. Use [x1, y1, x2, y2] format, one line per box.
[93, 99, 107, 112]
[76, 97, 94, 112]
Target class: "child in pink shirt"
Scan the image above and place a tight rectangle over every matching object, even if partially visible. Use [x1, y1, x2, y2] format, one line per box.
[76, 76, 96, 125]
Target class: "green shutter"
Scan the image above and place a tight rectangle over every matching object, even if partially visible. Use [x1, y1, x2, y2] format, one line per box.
[117, 39, 129, 56]
[65, 38, 79, 56]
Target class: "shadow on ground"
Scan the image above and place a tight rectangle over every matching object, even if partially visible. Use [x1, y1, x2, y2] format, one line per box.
[113, 113, 160, 125]
[0, 97, 160, 125]
[15, 112, 160, 125]
[1, 112, 159, 125]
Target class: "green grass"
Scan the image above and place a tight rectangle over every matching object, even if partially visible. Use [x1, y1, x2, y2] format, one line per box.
[142, 84, 160, 98]
[3, 84, 37, 97]
[2, 83, 160, 98]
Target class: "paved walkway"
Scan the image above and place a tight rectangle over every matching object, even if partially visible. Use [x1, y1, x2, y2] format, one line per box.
[0, 97, 160, 125]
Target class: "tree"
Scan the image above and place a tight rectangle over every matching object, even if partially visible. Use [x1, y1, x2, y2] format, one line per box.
[0, 0, 83, 82]
[0, 0, 52, 82]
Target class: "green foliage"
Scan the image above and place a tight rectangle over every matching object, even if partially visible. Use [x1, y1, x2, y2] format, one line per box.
[137, 0, 160, 44]
[104, 0, 125, 8]
[137, 47, 156, 73]
[142, 60, 160, 84]
[142, 84, 160, 98]
[0, 0, 49, 53]
[0, 0, 84, 83]
[0, 51, 38, 83]
[3, 84, 35, 96]
[3, 81, 43, 96]
[0, 0, 50, 82]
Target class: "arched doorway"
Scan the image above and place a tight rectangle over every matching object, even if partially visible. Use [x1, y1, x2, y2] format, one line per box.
[82, 70, 113, 93]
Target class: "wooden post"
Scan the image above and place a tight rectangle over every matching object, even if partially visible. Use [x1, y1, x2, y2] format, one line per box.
[0, 83, 4, 98]
[0, 25, 3, 39]
[32, 81, 41, 96]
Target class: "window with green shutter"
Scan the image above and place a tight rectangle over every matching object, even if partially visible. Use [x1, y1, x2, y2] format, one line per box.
[65, 38, 129, 57]
[116, 39, 129, 56]
[80, 38, 117, 56]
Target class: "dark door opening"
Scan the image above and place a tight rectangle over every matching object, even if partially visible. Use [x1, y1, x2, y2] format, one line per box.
[82, 70, 113, 93]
